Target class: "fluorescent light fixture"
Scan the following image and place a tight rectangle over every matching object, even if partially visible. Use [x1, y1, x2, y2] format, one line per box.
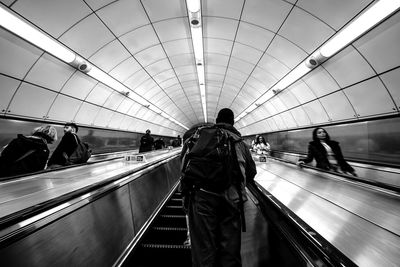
[0, 6, 189, 131]
[187, 0, 207, 123]
[273, 63, 310, 91]
[0, 6, 75, 63]
[320, 0, 400, 57]
[187, 0, 201, 12]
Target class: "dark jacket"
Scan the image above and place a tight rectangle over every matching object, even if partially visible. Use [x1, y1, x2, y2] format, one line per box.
[0, 134, 49, 178]
[48, 132, 78, 166]
[181, 123, 257, 198]
[301, 140, 354, 173]
[139, 133, 154, 153]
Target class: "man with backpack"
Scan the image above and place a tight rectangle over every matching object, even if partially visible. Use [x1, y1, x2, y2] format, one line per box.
[180, 108, 257, 267]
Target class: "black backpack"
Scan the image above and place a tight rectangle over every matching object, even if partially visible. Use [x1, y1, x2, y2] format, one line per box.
[181, 125, 239, 193]
[68, 134, 92, 164]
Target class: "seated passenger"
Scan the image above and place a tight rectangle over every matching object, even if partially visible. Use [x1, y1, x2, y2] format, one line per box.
[139, 129, 154, 153]
[0, 125, 57, 178]
[47, 123, 82, 168]
[297, 127, 357, 176]
[154, 138, 165, 150]
[252, 135, 271, 155]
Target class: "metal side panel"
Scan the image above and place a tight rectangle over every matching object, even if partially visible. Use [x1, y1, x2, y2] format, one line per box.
[0, 185, 134, 267]
[128, 163, 173, 232]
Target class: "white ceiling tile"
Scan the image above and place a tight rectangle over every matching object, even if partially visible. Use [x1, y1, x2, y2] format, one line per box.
[85, 0, 115, 11]
[61, 72, 97, 99]
[288, 81, 316, 104]
[154, 18, 190, 42]
[258, 53, 289, 80]
[124, 69, 151, 90]
[74, 102, 101, 125]
[355, 13, 400, 74]
[47, 95, 82, 122]
[117, 98, 134, 113]
[0, 75, 20, 113]
[290, 106, 310, 126]
[164, 39, 192, 57]
[279, 7, 334, 53]
[251, 67, 277, 90]
[272, 114, 287, 130]
[203, 0, 244, 19]
[268, 36, 308, 68]
[135, 45, 166, 67]
[9, 83, 56, 119]
[319, 91, 356, 121]
[143, 0, 187, 22]
[236, 22, 274, 51]
[0, 29, 41, 79]
[12, 0, 91, 37]
[380, 68, 400, 110]
[109, 58, 142, 82]
[204, 17, 238, 41]
[298, 0, 371, 30]
[280, 111, 297, 128]
[344, 77, 397, 117]
[89, 40, 130, 72]
[96, 0, 149, 37]
[277, 90, 300, 109]
[93, 108, 115, 126]
[170, 54, 195, 67]
[204, 38, 233, 56]
[146, 59, 172, 77]
[231, 43, 263, 65]
[60, 14, 115, 57]
[120, 25, 159, 55]
[302, 100, 329, 124]
[25, 54, 74, 92]
[103, 92, 125, 110]
[86, 83, 113, 106]
[324, 46, 376, 88]
[108, 112, 125, 128]
[242, 0, 292, 32]
[302, 67, 340, 97]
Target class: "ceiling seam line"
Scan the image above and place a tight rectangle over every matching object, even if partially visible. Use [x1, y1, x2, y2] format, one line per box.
[138, 0, 199, 124]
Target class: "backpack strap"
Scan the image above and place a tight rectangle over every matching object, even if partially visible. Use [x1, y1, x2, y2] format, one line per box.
[15, 149, 36, 163]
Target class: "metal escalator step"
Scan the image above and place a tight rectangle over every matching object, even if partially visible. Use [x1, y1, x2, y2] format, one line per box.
[160, 214, 185, 219]
[141, 243, 191, 249]
[152, 226, 187, 231]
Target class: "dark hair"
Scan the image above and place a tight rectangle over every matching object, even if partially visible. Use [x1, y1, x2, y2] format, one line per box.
[256, 135, 267, 145]
[216, 108, 234, 125]
[65, 122, 78, 133]
[312, 127, 330, 141]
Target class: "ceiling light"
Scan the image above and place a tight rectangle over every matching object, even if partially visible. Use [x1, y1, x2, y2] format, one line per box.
[320, 0, 400, 57]
[187, 0, 207, 123]
[0, 6, 75, 63]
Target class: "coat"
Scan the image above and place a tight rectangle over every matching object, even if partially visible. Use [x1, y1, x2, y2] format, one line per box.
[0, 134, 49, 178]
[301, 140, 354, 173]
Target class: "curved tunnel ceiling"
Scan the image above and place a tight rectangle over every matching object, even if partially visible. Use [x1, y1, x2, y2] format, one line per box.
[0, 0, 399, 137]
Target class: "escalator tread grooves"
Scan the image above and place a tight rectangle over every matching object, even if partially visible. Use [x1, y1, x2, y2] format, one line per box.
[141, 244, 191, 249]
[160, 214, 185, 218]
[153, 226, 187, 231]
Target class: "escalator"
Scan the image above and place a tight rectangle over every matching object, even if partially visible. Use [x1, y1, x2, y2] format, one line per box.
[126, 191, 192, 267]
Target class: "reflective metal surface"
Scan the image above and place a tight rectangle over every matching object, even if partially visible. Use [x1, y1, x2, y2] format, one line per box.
[254, 159, 400, 267]
[246, 116, 400, 166]
[0, 150, 181, 266]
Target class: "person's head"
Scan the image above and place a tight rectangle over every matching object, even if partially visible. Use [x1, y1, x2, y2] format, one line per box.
[32, 125, 58, 144]
[146, 129, 151, 135]
[216, 108, 234, 125]
[258, 135, 265, 143]
[312, 127, 330, 141]
[64, 123, 78, 134]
